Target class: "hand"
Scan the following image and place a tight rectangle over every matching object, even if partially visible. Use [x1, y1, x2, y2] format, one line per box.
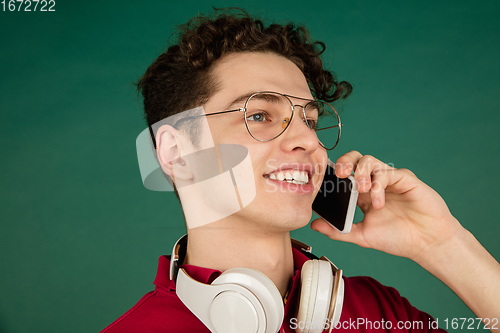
[311, 151, 500, 325]
[311, 150, 462, 263]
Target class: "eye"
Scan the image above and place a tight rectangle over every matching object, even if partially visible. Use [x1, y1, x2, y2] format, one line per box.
[246, 112, 268, 122]
[303, 117, 317, 130]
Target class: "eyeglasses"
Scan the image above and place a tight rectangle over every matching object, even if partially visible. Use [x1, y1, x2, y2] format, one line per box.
[154, 91, 342, 150]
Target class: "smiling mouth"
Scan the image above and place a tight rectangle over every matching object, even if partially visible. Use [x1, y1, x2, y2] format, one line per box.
[264, 170, 309, 185]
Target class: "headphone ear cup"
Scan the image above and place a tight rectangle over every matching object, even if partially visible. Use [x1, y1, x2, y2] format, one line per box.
[211, 268, 284, 333]
[330, 274, 344, 328]
[296, 260, 334, 333]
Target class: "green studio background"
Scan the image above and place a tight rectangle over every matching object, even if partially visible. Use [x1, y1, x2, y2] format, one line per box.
[0, 1, 499, 332]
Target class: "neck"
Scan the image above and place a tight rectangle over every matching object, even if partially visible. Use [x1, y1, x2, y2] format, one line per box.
[184, 224, 295, 297]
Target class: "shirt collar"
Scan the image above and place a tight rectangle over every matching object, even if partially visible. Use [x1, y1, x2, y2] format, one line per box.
[154, 246, 310, 316]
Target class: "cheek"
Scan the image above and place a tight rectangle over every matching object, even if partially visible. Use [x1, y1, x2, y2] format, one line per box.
[312, 152, 329, 192]
[209, 121, 253, 147]
[250, 149, 273, 178]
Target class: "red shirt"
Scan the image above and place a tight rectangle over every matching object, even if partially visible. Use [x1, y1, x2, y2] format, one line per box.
[101, 248, 445, 332]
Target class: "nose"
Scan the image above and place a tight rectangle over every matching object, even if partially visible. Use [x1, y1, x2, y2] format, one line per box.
[279, 106, 320, 153]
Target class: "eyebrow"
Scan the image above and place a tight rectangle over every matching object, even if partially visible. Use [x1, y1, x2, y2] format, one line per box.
[224, 92, 286, 110]
[224, 92, 256, 110]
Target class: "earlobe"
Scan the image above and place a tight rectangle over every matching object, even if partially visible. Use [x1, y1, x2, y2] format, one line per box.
[156, 125, 194, 181]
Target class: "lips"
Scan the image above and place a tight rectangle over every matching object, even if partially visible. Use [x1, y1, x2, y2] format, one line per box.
[263, 164, 314, 186]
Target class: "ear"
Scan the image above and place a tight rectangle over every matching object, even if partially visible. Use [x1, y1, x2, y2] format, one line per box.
[156, 125, 194, 182]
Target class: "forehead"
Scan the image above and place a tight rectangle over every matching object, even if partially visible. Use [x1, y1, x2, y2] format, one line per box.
[205, 52, 313, 111]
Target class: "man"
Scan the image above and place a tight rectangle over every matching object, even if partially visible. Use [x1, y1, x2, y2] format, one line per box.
[102, 9, 500, 332]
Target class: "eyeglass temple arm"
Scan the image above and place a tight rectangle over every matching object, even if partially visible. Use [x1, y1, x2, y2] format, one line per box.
[148, 124, 157, 149]
[147, 109, 243, 149]
[315, 123, 343, 131]
[205, 108, 244, 116]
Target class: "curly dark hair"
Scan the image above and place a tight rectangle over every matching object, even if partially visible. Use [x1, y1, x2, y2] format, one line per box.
[137, 8, 352, 145]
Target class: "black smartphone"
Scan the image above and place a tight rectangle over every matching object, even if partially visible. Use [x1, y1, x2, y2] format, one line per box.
[312, 160, 358, 233]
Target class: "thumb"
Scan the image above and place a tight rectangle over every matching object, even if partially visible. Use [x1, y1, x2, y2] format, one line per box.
[310, 218, 367, 247]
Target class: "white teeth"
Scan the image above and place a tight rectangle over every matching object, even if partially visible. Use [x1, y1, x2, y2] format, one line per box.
[267, 170, 309, 185]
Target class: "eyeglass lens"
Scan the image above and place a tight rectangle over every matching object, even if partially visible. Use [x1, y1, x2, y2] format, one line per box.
[244, 92, 340, 150]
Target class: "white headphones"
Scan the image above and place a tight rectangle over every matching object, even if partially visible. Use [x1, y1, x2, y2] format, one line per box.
[170, 235, 344, 333]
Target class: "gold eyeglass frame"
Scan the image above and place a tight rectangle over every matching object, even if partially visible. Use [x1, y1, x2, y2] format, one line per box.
[150, 91, 342, 150]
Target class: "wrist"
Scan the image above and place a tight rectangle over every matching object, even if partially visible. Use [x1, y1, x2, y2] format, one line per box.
[414, 219, 500, 321]
[413, 216, 469, 273]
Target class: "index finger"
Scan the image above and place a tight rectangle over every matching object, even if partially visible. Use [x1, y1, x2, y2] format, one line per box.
[335, 150, 363, 178]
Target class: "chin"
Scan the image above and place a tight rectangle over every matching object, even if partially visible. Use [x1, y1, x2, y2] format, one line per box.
[239, 187, 314, 231]
[289, 210, 312, 229]
[268, 207, 312, 232]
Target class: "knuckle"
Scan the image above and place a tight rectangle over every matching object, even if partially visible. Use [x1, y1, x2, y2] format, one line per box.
[398, 168, 415, 177]
[362, 154, 374, 163]
[357, 156, 374, 174]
